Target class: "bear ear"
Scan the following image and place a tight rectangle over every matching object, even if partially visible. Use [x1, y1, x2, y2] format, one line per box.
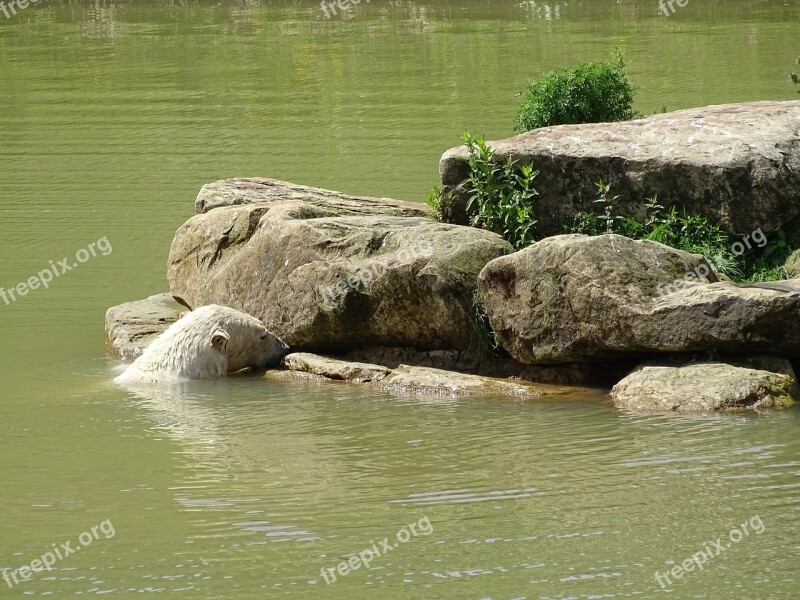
[210, 330, 230, 351]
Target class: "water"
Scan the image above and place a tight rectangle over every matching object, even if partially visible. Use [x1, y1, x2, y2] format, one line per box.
[1, 1, 799, 597]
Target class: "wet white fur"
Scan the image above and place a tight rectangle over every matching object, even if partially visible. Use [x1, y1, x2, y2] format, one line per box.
[115, 305, 288, 385]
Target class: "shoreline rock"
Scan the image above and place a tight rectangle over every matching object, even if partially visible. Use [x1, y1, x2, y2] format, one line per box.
[105, 293, 186, 360]
[195, 177, 429, 217]
[441, 101, 800, 236]
[168, 212, 512, 352]
[478, 234, 800, 363]
[280, 352, 580, 398]
[283, 352, 390, 383]
[611, 359, 799, 412]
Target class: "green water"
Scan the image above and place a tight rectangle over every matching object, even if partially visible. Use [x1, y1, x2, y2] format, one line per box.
[1, 1, 799, 597]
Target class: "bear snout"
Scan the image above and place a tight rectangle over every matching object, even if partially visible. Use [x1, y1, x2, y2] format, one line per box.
[267, 337, 291, 366]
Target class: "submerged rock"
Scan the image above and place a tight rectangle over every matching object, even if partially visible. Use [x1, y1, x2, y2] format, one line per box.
[611, 360, 799, 412]
[478, 234, 800, 363]
[168, 203, 512, 351]
[283, 352, 390, 383]
[105, 293, 186, 359]
[441, 101, 800, 236]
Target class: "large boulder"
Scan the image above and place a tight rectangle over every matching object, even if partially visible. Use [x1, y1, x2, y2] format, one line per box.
[478, 234, 800, 363]
[441, 101, 800, 236]
[611, 360, 799, 412]
[168, 201, 513, 352]
[195, 177, 429, 217]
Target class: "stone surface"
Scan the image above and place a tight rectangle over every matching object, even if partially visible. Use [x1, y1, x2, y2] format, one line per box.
[105, 293, 186, 360]
[168, 208, 512, 352]
[785, 249, 800, 278]
[341, 346, 634, 385]
[379, 365, 560, 398]
[441, 101, 800, 236]
[195, 177, 429, 217]
[283, 352, 390, 383]
[478, 233, 800, 363]
[611, 360, 799, 412]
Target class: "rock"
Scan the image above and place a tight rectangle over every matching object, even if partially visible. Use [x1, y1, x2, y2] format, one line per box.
[195, 177, 429, 217]
[785, 249, 800, 278]
[283, 352, 390, 383]
[478, 233, 800, 363]
[379, 365, 564, 398]
[441, 101, 800, 236]
[341, 347, 479, 372]
[105, 293, 186, 360]
[611, 360, 799, 412]
[168, 207, 513, 352]
[341, 346, 634, 385]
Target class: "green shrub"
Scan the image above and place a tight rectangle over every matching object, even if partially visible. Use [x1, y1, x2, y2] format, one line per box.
[514, 51, 636, 133]
[461, 131, 539, 249]
[569, 183, 800, 283]
[471, 291, 498, 364]
[426, 185, 454, 222]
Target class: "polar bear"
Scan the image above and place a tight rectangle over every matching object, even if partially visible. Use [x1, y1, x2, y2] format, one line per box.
[115, 304, 289, 385]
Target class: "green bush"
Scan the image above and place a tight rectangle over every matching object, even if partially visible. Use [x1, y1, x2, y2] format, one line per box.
[461, 131, 539, 249]
[514, 51, 636, 133]
[426, 185, 454, 222]
[569, 183, 800, 283]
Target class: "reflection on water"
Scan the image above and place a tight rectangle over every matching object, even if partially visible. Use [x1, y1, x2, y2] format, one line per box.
[1, 0, 800, 597]
[3, 373, 789, 597]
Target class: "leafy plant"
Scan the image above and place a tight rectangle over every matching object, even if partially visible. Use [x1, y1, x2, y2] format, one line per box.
[792, 58, 800, 93]
[739, 220, 800, 283]
[593, 180, 622, 233]
[644, 194, 665, 228]
[514, 49, 636, 133]
[471, 291, 498, 365]
[426, 185, 454, 222]
[566, 183, 800, 281]
[462, 131, 539, 249]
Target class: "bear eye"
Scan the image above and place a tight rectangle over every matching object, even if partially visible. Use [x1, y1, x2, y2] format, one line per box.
[260, 333, 268, 340]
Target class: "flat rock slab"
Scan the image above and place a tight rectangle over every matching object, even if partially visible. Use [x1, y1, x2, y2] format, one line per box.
[105, 293, 185, 359]
[611, 360, 799, 412]
[195, 177, 429, 217]
[379, 365, 562, 398]
[283, 352, 390, 383]
[277, 354, 577, 398]
[441, 101, 800, 236]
